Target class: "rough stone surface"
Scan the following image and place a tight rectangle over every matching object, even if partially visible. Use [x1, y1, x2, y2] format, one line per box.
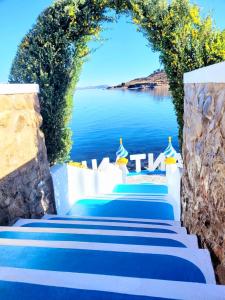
[0, 93, 55, 225]
[182, 83, 225, 284]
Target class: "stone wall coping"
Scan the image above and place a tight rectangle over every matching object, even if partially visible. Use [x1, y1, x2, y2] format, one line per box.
[0, 84, 39, 95]
[184, 61, 225, 83]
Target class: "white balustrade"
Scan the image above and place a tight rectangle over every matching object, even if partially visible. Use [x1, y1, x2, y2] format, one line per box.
[51, 163, 122, 215]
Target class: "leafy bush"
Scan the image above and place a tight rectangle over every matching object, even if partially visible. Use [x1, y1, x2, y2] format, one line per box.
[10, 0, 225, 163]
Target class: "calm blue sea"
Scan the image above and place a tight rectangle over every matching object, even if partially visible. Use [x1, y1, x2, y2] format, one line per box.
[70, 88, 179, 166]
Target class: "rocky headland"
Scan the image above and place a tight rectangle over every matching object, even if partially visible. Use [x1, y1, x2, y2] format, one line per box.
[108, 69, 169, 90]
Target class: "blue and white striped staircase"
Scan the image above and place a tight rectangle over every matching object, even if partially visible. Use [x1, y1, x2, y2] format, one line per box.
[0, 183, 224, 299]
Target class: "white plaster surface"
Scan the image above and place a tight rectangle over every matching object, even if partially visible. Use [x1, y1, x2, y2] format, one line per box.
[184, 61, 225, 83]
[0, 84, 39, 94]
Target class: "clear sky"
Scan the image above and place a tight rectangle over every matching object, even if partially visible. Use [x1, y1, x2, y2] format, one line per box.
[0, 0, 225, 86]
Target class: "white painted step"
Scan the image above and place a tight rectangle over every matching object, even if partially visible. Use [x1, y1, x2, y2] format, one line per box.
[14, 219, 187, 234]
[43, 214, 181, 226]
[0, 239, 215, 284]
[0, 267, 224, 300]
[84, 194, 172, 202]
[93, 193, 169, 199]
[0, 226, 198, 248]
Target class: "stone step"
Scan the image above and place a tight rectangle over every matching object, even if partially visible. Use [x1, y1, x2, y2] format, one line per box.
[14, 219, 187, 234]
[0, 240, 215, 284]
[0, 226, 198, 248]
[0, 267, 224, 300]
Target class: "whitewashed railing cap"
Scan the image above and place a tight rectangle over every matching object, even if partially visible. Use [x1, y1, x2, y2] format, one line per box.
[184, 61, 225, 84]
[0, 84, 39, 95]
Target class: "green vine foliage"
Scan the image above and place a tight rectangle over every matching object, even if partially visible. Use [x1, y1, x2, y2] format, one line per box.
[9, 0, 225, 164]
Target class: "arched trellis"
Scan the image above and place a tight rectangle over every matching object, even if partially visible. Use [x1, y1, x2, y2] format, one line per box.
[9, 0, 225, 164]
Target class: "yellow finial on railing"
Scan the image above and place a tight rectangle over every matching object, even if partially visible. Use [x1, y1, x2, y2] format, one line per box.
[120, 137, 123, 145]
[168, 136, 172, 143]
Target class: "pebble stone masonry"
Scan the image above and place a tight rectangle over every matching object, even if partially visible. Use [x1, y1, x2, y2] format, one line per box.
[0, 84, 55, 225]
[183, 62, 225, 284]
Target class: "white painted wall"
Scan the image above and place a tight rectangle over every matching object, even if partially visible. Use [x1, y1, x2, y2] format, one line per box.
[97, 163, 123, 193]
[51, 164, 122, 215]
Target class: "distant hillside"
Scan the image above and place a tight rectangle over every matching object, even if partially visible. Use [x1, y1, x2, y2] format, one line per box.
[108, 70, 169, 90]
[77, 85, 109, 90]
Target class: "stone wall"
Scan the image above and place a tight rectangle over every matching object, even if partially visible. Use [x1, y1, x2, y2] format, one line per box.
[182, 81, 225, 284]
[0, 85, 55, 225]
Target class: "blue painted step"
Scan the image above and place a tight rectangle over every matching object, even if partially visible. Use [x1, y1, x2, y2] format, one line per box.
[21, 222, 177, 234]
[1, 273, 224, 300]
[0, 280, 168, 300]
[0, 231, 187, 248]
[43, 214, 181, 226]
[0, 178, 223, 299]
[49, 216, 174, 226]
[67, 198, 174, 220]
[113, 184, 168, 194]
[0, 245, 206, 283]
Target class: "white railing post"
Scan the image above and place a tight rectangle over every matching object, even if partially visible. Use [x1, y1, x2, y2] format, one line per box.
[91, 159, 98, 170]
[166, 162, 182, 205]
[166, 160, 182, 221]
[117, 164, 128, 183]
[81, 161, 87, 168]
[98, 157, 110, 171]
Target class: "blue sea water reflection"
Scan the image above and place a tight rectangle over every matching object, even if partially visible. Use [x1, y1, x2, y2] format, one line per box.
[70, 87, 179, 166]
